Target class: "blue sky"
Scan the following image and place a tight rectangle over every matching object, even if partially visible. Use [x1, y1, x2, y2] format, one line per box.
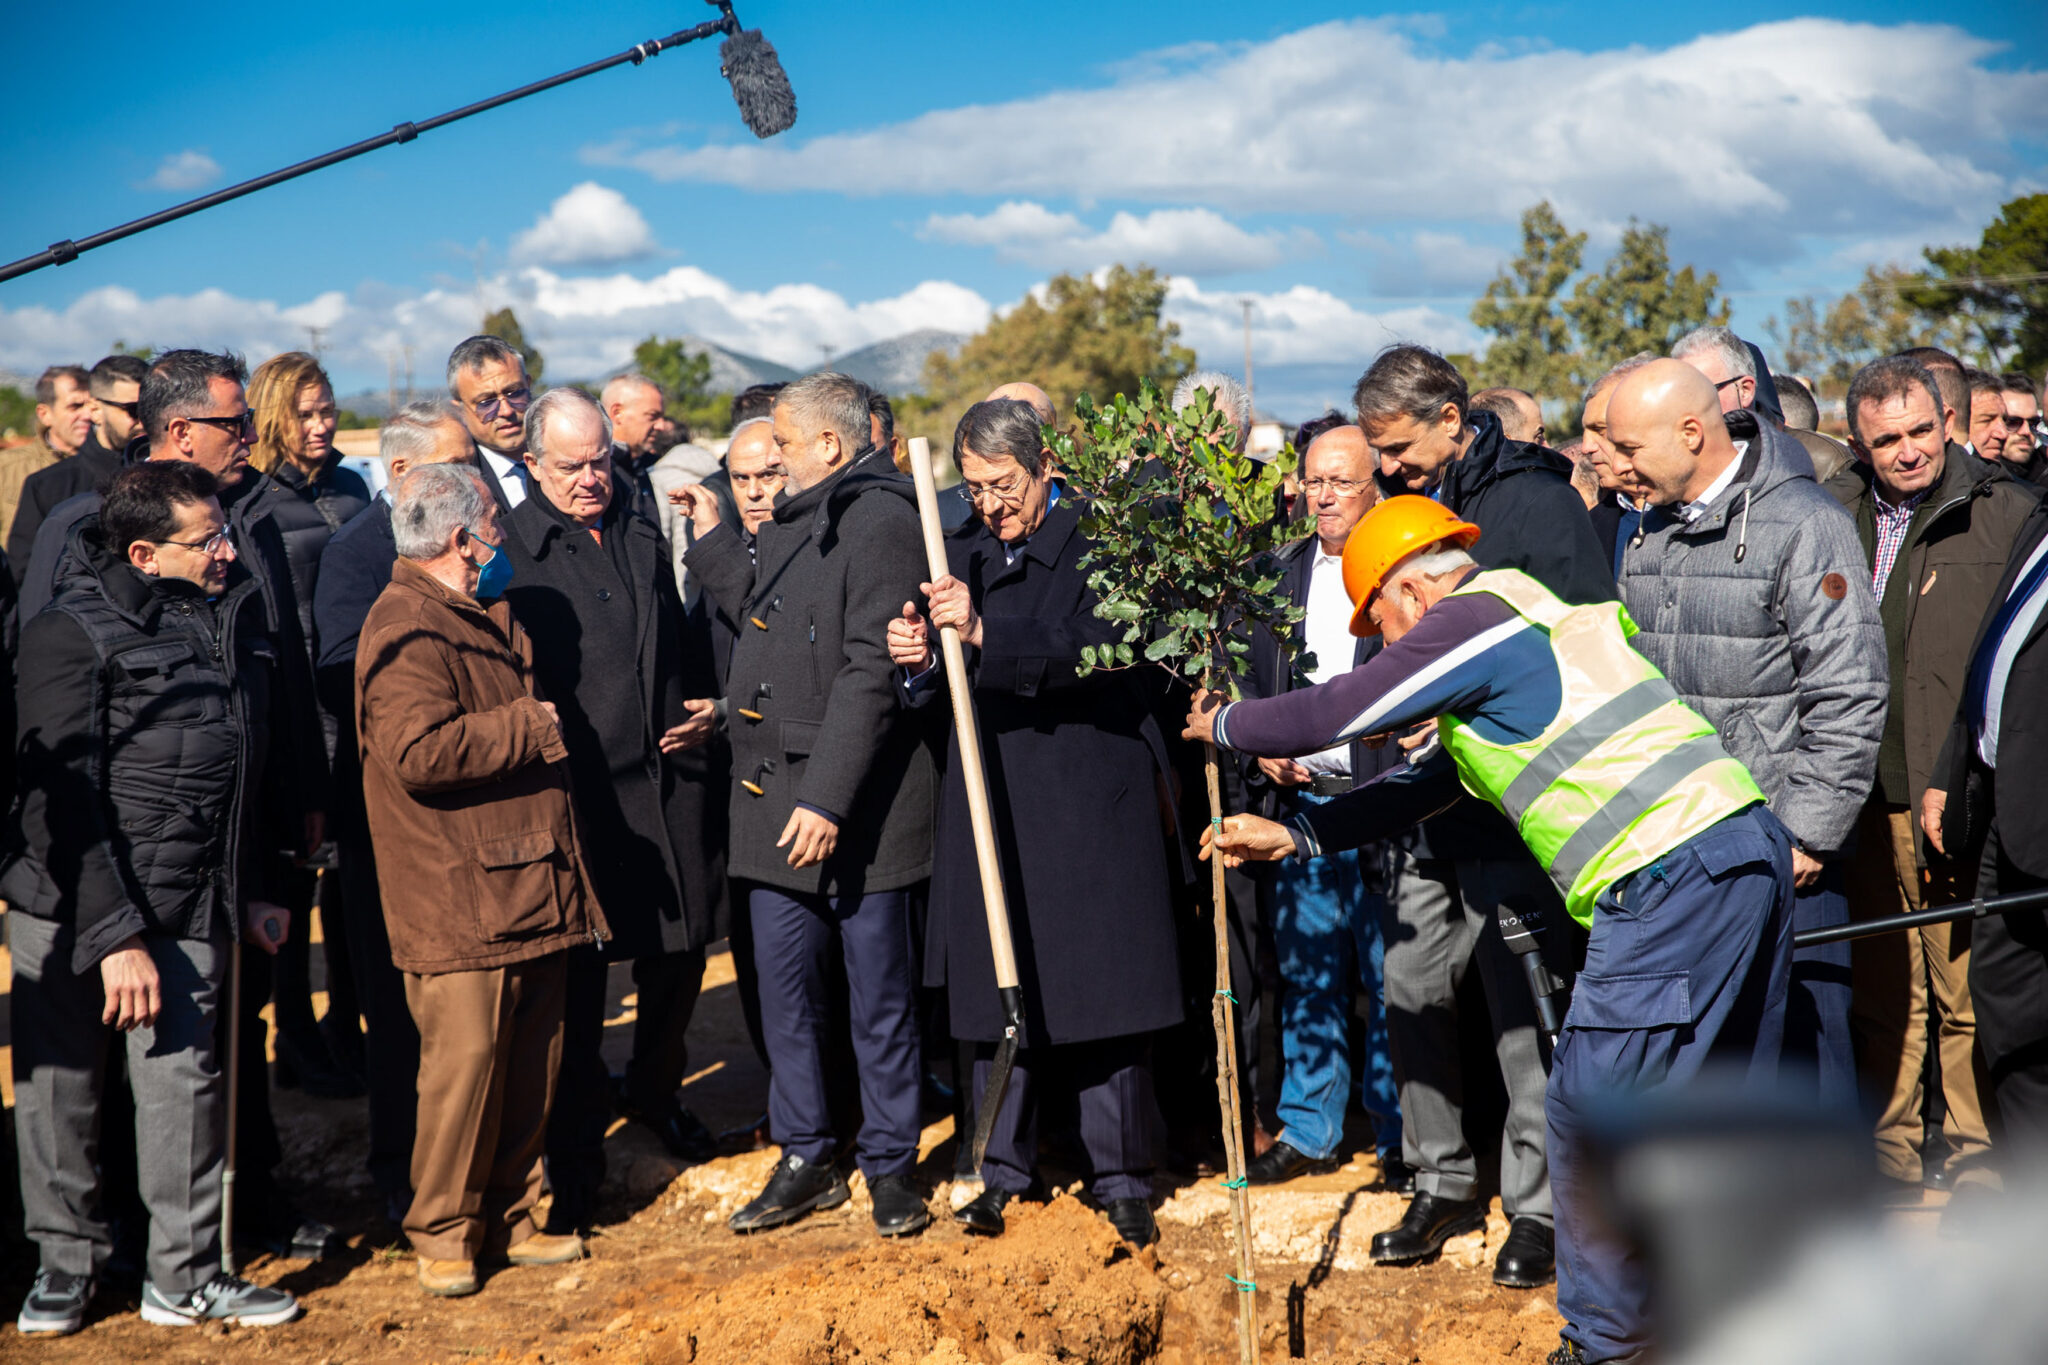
[2, 2, 2043, 417]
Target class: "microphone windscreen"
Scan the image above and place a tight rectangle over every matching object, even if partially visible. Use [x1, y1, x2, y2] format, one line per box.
[721, 28, 797, 139]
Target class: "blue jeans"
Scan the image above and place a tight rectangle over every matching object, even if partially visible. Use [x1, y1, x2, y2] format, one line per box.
[1268, 790, 1400, 1161]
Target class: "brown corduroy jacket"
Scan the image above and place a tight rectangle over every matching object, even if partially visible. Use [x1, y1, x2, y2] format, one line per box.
[356, 557, 607, 974]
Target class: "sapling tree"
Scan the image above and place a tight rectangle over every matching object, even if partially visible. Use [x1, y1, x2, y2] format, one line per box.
[1051, 380, 1306, 1365]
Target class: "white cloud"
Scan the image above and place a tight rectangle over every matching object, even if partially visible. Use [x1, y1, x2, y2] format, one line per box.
[1164, 277, 1475, 369]
[921, 201, 1316, 275]
[0, 267, 993, 390]
[510, 182, 661, 267]
[142, 149, 222, 192]
[591, 18, 2046, 265]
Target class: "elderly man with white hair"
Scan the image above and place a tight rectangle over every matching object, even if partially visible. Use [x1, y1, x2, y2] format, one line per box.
[356, 461, 601, 1295]
[496, 387, 731, 1228]
[1172, 369, 1252, 453]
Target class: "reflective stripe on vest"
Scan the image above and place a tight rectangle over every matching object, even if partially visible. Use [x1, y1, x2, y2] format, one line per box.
[1438, 569, 1764, 925]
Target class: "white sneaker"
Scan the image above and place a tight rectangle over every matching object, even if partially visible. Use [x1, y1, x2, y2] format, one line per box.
[140, 1274, 300, 1327]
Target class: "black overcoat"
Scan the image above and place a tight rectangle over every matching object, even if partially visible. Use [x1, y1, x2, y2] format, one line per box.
[684, 448, 937, 898]
[501, 486, 729, 958]
[917, 500, 1183, 1046]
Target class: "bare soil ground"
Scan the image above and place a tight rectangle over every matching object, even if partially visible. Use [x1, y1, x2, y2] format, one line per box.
[0, 931, 1567, 1363]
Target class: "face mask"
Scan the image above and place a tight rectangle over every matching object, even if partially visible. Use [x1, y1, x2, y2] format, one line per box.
[469, 528, 514, 599]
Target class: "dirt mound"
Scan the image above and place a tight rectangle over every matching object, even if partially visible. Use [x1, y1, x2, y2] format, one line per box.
[641, 1194, 1164, 1365]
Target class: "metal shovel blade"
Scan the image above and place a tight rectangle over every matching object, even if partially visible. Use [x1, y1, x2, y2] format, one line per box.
[968, 985, 1026, 1174]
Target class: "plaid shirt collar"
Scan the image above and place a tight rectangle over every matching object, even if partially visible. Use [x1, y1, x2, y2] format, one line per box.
[1871, 483, 1931, 597]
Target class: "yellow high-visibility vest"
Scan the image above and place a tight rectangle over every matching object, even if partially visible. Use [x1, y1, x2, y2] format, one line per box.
[1437, 569, 1764, 926]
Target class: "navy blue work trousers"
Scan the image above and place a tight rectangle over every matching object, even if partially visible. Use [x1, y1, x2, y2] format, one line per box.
[1549, 806, 1795, 1363]
[751, 884, 923, 1178]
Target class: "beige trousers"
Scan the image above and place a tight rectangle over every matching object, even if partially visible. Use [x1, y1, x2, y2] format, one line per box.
[403, 954, 567, 1261]
[1845, 803, 1990, 1182]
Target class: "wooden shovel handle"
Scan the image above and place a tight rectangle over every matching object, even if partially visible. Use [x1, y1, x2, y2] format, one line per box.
[907, 438, 1021, 992]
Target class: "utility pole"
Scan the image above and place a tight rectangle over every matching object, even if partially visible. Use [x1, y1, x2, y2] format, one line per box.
[1240, 299, 1255, 419]
[307, 325, 326, 360]
[817, 342, 834, 372]
[403, 344, 415, 404]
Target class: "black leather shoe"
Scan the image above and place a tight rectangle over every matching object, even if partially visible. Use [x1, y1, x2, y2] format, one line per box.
[728, 1152, 850, 1233]
[1369, 1191, 1485, 1264]
[1104, 1198, 1157, 1248]
[868, 1173, 931, 1237]
[953, 1186, 1015, 1236]
[1376, 1153, 1417, 1195]
[1244, 1139, 1339, 1186]
[637, 1101, 720, 1164]
[1493, 1216, 1555, 1288]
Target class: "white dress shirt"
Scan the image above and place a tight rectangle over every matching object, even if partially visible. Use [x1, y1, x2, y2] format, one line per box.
[1297, 547, 1357, 776]
[1678, 441, 1747, 523]
[480, 448, 528, 509]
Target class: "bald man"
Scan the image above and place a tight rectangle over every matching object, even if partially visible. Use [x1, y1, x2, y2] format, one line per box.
[1237, 424, 1408, 1194]
[1606, 359, 1885, 1109]
[986, 381, 1056, 425]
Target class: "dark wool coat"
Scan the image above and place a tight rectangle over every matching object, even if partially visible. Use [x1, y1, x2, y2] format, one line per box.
[916, 501, 1183, 1046]
[501, 486, 729, 958]
[1935, 496, 2048, 877]
[684, 448, 937, 898]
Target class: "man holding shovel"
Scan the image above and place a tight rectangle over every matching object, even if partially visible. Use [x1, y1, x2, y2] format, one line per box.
[888, 398, 1182, 1247]
[1186, 494, 1797, 1365]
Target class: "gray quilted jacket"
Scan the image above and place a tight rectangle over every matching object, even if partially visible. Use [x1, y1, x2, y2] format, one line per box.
[1618, 413, 1886, 856]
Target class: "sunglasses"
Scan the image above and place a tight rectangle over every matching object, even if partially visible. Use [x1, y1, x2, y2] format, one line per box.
[186, 410, 255, 437]
[97, 397, 141, 418]
[469, 385, 532, 423]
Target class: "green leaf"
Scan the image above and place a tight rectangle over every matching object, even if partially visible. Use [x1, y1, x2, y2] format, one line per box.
[1098, 598, 1144, 623]
[1144, 629, 1184, 662]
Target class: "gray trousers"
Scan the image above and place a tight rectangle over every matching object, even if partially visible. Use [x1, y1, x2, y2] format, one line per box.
[8, 913, 228, 1296]
[1384, 854, 1555, 1223]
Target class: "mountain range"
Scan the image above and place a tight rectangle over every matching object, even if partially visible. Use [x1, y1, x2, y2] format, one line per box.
[332, 328, 969, 419]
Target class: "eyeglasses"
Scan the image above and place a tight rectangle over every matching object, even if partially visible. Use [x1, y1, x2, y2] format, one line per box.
[1301, 477, 1371, 499]
[97, 397, 140, 418]
[1712, 376, 1749, 392]
[186, 410, 254, 437]
[156, 529, 233, 557]
[469, 385, 532, 423]
[962, 475, 1030, 507]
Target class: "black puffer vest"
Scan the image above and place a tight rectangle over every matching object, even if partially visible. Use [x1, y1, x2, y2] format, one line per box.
[32, 522, 274, 944]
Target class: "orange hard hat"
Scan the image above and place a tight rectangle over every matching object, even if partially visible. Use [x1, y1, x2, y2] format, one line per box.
[1340, 495, 1481, 637]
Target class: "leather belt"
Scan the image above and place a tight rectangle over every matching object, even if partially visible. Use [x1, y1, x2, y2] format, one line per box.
[1309, 774, 1356, 799]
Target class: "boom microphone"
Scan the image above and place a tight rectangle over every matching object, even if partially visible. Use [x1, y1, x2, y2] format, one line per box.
[0, 3, 799, 284]
[721, 28, 798, 139]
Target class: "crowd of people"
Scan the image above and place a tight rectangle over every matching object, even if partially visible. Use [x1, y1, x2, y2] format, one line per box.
[0, 323, 2045, 1365]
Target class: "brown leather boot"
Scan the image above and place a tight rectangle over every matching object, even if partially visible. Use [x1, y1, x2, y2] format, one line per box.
[418, 1259, 478, 1297]
[506, 1232, 586, 1266]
